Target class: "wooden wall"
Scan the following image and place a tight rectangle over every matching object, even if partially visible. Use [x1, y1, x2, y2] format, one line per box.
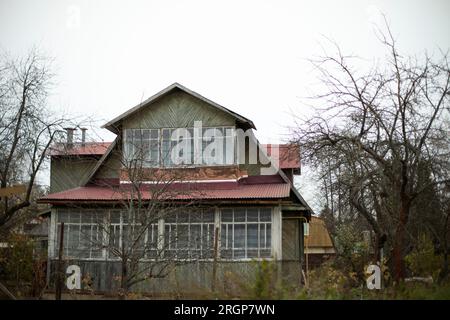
[50, 157, 99, 193]
[122, 89, 236, 129]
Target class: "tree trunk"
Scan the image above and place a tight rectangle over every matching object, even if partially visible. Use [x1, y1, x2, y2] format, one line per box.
[393, 200, 409, 282]
[375, 233, 387, 262]
[120, 262, 128, 300]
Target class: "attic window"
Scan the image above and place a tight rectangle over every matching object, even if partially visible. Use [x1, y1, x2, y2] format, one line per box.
[123, 129, 160, 167]
[123, 127, 235, 168]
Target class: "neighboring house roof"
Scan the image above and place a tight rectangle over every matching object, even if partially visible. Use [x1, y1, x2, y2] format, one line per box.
[102, 82, 256, 133]
[306, 216, 335, 249]
[50, 142, 111, 156]
[38, 178, 291, 203]
[263, 144, 300, 172]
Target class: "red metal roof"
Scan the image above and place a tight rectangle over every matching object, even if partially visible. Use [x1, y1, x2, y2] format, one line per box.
[39, 180, 291, 203]
[50, 142, 111, 156]
[262, 144, 300, 170]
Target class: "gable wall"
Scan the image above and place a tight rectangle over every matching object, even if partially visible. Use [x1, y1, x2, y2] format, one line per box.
[122, 89, 236, 129]
[50, 157, 99, 193]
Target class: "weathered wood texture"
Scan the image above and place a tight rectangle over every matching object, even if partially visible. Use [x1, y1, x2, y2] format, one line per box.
[119, 166, 247, 181]
[47, 259, 301, 296]
[50, 157, 99, 193]
[282, 219, 299, 260]
[123, 90, 236, 129]
[307, 217, 334, 249]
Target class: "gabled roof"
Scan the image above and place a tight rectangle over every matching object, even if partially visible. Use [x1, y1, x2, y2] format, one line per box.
[262, 144, 301, 173]
[307, 216, 335, 249]
[102, 83, 256, 133]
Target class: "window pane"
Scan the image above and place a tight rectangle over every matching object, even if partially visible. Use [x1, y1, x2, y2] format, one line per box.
[70, 211, 81, 223]
[247, 224, 258, 248]
[177, 213, 189, 223]
[202, 210, 215, 223]
[234, 249, 245, 258]
[58, 210, 69, 223]
[150, 129, 159, 139]
[260, 249, 271, 258]
[259, 224, 266, 248]
[234, 224, 245, 248]
[177, 225, 189, 249]
[80, 225, 92, 248]
[220, 225, 227, 249]
[110, 210, 121, 224]
[110, 225, 120, 250]
[68, 225, 80, 249]
[234, 209, 245, 222]
[190, 224, 202, 249]
[165, 213, 177, 223]
[247, 249, 259, 258]
[260, 208, 271, 221]
[221, 209, 232, 222]
[142, 129, 150, 140]
[247, 208, 259, 222]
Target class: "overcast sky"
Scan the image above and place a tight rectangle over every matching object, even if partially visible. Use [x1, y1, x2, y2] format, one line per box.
[1, 0, 449, 210]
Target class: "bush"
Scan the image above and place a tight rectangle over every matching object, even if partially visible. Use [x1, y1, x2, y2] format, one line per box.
[0, 233, 35, 297]
[405, 233, 443, 279]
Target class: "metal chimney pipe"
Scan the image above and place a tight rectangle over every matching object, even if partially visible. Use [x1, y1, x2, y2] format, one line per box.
[81, 128, 87, 147]
[64, 128, 76, 148]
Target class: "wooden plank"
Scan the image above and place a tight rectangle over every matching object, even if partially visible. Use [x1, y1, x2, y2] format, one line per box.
[0, 185, 26, 197]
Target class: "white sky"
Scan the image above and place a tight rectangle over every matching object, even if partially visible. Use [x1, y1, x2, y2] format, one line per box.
[1, 0, 449, 211]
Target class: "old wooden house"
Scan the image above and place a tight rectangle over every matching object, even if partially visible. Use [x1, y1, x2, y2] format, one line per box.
[38, 83, 313, 295]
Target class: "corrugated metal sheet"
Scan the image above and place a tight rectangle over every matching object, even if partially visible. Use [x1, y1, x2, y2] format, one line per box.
[50, 142, 111, 156]
[39, 181, 291, 202]
[263, 144, 300, 170]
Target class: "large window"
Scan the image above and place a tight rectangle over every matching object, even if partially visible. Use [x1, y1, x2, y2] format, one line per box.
[124, 126, 235, 168]
[56, 209, 104, 259]
[108, 210, 159, 259]
[164, 209, 215, 259]
[54, 207, 273, 260]
[220, 208, 272, 259]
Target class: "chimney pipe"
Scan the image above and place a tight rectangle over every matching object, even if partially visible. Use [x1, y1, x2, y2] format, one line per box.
[64, 128, 76, 148]
[81, 128, 87, 147]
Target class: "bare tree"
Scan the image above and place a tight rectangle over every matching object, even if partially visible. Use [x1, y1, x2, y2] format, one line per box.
[0, 49, 71, 234]
[293, 22, 450, 282]
[64, 130, 214, 298]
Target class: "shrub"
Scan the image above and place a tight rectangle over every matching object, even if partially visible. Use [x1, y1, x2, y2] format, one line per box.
[405, 233, 443, 279]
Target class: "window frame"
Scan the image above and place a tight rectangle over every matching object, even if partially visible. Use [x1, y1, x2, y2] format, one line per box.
[123, 126, 237, 169]
[53, 206, 274, 262]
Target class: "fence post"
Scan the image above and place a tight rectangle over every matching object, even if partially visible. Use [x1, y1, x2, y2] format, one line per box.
[211, 227, 219, 293]
[55, 222, 64, 300]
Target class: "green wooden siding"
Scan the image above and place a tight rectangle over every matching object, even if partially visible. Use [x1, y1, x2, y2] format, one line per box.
[50, 157, 99, 193]
[123, 89, 236, 129]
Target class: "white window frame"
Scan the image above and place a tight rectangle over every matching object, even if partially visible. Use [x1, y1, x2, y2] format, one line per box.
[124, 126, 236, 168]
[53, 206, 275, 261]
[219, 207, 272, 260]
